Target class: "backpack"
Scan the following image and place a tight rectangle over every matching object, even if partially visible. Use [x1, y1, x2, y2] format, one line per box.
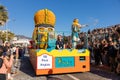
[0, 58, 3, 68]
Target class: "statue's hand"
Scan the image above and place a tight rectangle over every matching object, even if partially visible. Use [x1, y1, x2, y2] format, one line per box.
[81, 24, 89, 27]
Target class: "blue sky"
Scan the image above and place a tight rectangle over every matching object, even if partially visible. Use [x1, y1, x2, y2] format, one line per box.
[0, 0, 120, 37]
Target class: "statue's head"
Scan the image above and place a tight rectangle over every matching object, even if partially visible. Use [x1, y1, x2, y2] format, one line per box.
[33, 9, 56, 49]
[72, 18, 80, 26]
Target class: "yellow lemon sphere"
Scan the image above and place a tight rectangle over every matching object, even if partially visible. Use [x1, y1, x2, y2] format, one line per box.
[34, 9, 56, 27]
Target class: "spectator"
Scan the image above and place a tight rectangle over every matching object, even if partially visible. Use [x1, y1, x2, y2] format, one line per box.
[107, 41, 117, 72]
[65, 42, 72, 49]
[3, 41, 13, 80]
[0, 45, 13, 80]
[93, 40, 102, 65]
[116, 53, 120, 74]
[10, 45, 19, 75]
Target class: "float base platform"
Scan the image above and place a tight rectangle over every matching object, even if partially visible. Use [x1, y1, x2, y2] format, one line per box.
[29, 49, 90, 75]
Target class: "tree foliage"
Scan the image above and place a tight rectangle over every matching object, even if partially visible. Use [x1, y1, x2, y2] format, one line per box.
[0, 30, 14, 42]
[0, 5, 8, 26]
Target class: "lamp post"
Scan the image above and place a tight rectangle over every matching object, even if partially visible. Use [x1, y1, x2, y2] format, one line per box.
[5, 21, 8, 41]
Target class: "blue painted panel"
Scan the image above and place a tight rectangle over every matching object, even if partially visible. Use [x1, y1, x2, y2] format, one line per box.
[55, 57, 75, 68]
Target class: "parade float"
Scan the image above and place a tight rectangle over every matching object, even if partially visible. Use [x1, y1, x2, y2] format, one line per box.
[29, 9, 90, 75]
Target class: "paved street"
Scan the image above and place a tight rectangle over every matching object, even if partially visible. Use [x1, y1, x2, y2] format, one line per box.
[13, 54, 120, 80]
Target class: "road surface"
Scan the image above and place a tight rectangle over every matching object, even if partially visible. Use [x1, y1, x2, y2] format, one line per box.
[13, 55, 120, 80]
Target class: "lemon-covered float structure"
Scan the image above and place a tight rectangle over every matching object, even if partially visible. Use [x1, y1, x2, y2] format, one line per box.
[29, 9, 90, 75]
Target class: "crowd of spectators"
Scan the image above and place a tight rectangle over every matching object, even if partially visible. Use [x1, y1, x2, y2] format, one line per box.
[0, 41, 26, 80]
[78, 24, 120, 74]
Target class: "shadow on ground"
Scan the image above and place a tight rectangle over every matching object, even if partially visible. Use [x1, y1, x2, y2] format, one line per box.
[19, 56, 36, 77]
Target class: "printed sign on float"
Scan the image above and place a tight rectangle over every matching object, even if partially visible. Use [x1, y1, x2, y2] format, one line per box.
[37, 54, 52, 69]
[55, 57, 75, 68]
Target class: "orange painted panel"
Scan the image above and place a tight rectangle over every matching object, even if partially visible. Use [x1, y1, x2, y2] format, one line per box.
[29, 49, 90, 75]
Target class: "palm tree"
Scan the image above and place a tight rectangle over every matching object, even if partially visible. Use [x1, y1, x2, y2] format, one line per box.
[0, 5, 8, 26]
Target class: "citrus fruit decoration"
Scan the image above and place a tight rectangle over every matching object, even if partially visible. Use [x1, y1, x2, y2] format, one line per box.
[34, 9, 56, 27]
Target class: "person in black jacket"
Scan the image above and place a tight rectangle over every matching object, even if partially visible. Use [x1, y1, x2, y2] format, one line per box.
[108, 41, 117, 72]
[55, 35, 65, 49]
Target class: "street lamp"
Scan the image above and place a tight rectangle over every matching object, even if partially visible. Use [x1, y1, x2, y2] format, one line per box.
[5, 21, 8, 41]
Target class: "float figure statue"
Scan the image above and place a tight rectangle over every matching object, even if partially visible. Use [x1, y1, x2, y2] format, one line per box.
[71, 18, 81, 49]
